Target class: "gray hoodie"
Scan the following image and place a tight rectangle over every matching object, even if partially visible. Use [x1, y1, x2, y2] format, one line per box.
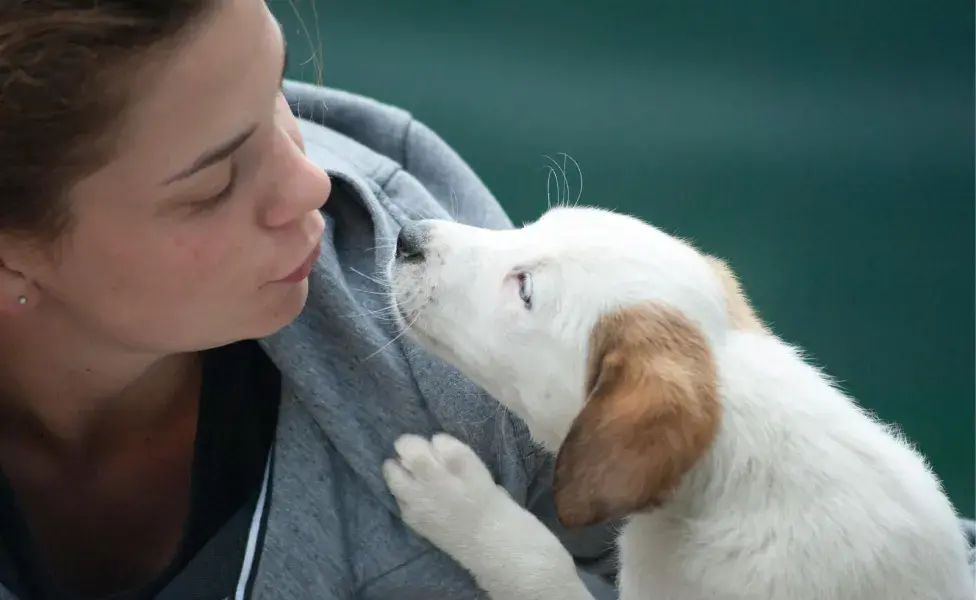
[221, 81, 615, 600]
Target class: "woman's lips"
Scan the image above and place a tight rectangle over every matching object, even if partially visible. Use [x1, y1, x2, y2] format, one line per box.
[272, 241, 322, 284]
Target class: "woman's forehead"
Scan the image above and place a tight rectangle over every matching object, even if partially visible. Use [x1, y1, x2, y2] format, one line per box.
[107, 0, 285, 185]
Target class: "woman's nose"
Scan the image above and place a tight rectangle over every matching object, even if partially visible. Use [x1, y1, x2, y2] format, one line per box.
[261, 134, 332, 229]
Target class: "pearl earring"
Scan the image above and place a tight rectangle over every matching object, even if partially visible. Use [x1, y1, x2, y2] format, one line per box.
[16, 296, 26, 305]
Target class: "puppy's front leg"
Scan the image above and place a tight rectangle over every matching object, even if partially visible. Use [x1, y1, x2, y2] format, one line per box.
[383, 433, 598, 600]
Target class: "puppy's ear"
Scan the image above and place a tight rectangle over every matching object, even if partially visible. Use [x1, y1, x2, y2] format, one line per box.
[553, 303, 721, 528]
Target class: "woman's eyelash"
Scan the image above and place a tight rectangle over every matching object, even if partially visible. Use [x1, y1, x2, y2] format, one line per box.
[195, 164, 238, 212]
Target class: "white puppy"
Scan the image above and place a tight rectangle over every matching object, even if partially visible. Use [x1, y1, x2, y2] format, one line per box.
[381, 206, 973, 600]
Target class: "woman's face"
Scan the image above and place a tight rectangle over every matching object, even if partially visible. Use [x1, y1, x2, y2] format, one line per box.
[1, 0, 331, 353]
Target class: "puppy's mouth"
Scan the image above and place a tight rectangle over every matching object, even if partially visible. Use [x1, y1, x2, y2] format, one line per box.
[389, 266, 465, 368]
[388, 261, 431, 330]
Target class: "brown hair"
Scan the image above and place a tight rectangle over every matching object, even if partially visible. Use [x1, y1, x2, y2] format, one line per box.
[0, 1, 214, 240]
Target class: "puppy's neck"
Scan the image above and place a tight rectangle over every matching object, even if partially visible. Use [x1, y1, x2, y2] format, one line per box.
[504, 382, 583, 455]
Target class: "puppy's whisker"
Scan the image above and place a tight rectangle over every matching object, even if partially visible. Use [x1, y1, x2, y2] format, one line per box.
[370, 316, 401, 325]
[344, 314, 400, 325]
[349, 267, 392, 288]
[559, 153, 570, 206]
[558, 152, 584, 207]
[346, 304, 399, 319]
[365, 242, 398, 253]
[362, 312, 420, 362]
[543, 157, 559, 207]
[350, 287, 392, 296]
[543, 154, 571, 206]
[545, 165, 560, 209]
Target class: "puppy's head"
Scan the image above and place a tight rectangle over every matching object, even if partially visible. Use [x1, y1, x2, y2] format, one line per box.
[389, 206, 760, 527]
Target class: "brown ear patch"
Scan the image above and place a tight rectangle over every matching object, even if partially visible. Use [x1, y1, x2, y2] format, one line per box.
[704, 255, 769, 333]
[553, 303, 721, 529]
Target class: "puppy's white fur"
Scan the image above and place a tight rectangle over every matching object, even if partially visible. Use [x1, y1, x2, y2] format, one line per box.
[382, 206, 973, 600]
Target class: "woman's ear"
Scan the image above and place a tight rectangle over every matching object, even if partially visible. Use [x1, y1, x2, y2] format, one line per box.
[553, 303, 722, 529]
[0, 246, 39, 315]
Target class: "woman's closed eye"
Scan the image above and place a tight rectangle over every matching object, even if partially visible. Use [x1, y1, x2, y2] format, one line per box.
[189, 163, 238, 213]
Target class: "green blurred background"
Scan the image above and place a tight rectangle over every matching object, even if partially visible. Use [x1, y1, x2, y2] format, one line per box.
[271, 0, 974, 517]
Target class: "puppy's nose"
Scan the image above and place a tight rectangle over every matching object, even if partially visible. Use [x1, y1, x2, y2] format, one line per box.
[395, 221, 429, 262]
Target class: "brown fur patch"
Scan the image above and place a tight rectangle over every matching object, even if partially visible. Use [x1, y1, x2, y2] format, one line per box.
[553, 303, 722, 529]
[704, 255, 769, 333]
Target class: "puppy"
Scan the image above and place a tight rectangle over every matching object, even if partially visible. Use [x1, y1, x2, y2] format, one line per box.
[381, 206, 973, 600]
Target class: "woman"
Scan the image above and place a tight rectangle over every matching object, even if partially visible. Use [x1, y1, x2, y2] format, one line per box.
[0, 1, 617, 599]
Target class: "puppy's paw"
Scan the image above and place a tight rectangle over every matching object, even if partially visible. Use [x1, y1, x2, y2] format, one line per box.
[383, 433, 503, 551]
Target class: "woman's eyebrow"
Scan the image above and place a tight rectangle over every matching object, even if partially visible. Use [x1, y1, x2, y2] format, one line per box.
[161, 123, 258, 185]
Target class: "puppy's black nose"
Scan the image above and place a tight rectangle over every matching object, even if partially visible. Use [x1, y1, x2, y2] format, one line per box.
[395, 221, 429, 262]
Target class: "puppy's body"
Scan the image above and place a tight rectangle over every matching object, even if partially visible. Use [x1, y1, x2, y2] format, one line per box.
[381, 207, 973, 600]
[621, 330, 966, 599]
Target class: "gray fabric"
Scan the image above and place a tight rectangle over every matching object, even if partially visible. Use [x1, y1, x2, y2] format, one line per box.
[252, 81, 620, 599]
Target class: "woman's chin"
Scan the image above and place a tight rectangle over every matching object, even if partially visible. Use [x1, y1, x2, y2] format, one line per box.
[254, 279, 311, 337]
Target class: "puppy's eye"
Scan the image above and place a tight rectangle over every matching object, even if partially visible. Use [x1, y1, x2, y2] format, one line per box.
[516, 272, 533, 308]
